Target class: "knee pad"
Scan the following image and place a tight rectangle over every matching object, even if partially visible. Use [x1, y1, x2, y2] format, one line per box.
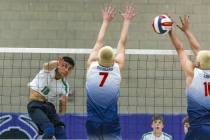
[43, 123, 55, 139]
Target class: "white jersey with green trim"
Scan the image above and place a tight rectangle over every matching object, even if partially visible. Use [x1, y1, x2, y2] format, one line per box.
[29, 68, 70, 105]
[140, 132, 172, 140]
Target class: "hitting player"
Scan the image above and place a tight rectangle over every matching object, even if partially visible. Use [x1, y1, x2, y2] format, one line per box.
[85, 4, 136, 140]
[27, 56, 75, 139]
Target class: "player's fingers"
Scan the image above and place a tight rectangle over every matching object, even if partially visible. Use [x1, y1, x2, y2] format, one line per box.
[176, 24, 183, 31]
[132, 12, 137, 17]
[109, 6, 115, 16]
[187, 15, 190, 23]
[184, 15, 188, 22]
[128, 6, 134, 15]
[179, 16, 184, 25]
[108, 5, 112, 12]
[125, 5, 129, 12]
[129, 6, 135, 15]
[112, 9, 117, 17]
[110, 6, 116, 14]
[58, 56, 62, 60]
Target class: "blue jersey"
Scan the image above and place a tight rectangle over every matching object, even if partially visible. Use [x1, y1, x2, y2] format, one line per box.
[86, 62, 121, 123]
[186, 68, 210, 125]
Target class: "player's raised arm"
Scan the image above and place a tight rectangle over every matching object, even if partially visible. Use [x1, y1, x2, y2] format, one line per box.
[168, 29, 194, 86]
[43, 60, 58, 71]
[177, 15, 200, 55]
[115, 5, 136, 70]
[43, 57, 65, 71]
[87, 5, 116, 68]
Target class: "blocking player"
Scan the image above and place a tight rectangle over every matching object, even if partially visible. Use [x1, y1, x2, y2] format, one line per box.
[168, 15, 210, 140]
[85, 4, 136, 140]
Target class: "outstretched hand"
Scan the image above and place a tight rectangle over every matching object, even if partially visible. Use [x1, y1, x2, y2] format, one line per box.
[121, 5, 136, 21]
[102, 5, 116, 22]
[177, 15, 190, 32]
[58, 57, 67, 69]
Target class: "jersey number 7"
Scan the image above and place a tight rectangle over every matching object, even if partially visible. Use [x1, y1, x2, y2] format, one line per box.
[99, 72, 108, 87]
[204, 82, 210, 96]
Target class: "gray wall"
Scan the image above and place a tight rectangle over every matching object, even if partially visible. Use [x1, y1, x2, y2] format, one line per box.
[0, 0, 209, 114]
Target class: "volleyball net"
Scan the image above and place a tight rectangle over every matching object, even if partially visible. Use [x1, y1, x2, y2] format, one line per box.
[0, 48, 193, 139]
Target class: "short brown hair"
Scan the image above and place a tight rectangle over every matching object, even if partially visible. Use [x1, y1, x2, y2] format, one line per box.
[152, 114, 164, 124]
[62, 56, 75, 67]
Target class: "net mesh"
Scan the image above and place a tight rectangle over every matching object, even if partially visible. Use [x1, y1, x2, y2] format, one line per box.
[0, 48, 193, 114]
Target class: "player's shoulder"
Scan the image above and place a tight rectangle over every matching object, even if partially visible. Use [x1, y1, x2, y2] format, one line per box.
[42, 67, 56, 73]
[91, 61, 98, 65]
[187, 68, 205, 89]
[141, 131, 153, 138]
[112, 62, 121, 73]
[140, 132, 153, 140]
[113, 62, 120, 68]
[163, 132, 173, 140]
[194, 67, 206, 76]
[88, 61, 98, 69]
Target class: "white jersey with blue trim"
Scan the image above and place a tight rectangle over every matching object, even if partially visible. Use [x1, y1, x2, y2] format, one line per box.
[86, 62, 121, 122]
[186, 68, 210, 125]
[140, 132, 172, 140]
[29, 68, 70, 105]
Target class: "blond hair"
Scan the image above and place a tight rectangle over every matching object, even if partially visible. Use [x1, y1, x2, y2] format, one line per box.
[98, 46, 115, 67]
[196, 50, 210, 70]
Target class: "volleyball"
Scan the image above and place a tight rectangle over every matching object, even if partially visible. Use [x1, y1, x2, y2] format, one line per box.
[152, 15, 173, 35]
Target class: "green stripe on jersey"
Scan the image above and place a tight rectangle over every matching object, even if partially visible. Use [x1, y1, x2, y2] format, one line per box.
[61, 78, 68, 94]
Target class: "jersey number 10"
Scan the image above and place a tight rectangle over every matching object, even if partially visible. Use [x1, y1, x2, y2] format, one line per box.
[99, 72, 108, 87]
[204, 82, 210, 96]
